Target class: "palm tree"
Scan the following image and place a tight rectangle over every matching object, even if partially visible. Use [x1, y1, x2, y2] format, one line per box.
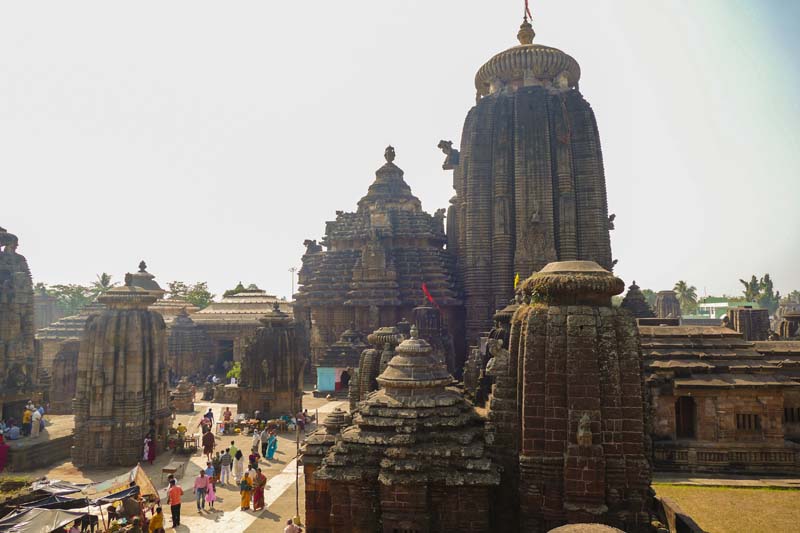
[674, 280, 698, 314]
[91, 272, 118, 297]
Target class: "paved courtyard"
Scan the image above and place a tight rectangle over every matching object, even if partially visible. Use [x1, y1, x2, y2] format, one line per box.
[19, 389, 344, 532]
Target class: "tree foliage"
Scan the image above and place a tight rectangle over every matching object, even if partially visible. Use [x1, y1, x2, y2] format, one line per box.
[167, 280, 215, 310]
[673, 280, 698, 314]
[40, 284, 94, 316]
[786, 290, 800, 304]
[739, 273, 781, 314]
[223, 281, 247, 298]
[641, 289, 656, 307]
[226, 361, 241, 381]
[90, 272, 118, 298]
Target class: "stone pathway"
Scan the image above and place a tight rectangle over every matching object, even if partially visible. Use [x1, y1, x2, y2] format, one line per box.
[174, 398, 346, 532]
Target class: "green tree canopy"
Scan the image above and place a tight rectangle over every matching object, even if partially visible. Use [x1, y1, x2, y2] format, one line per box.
[41, 284, 94, 316]
[674, 280, 698, 314]
[167, 280, 215, 310]
[641, 288, 656, 307]
[739, 274, 781, 314]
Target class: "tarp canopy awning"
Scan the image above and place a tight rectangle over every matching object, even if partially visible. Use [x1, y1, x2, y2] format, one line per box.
[22, 495, 89, 510]
[0, 508, 86, 533]
[91, 486, 139, 504]
[28, 481, 83, 496]
[82, 464, 159, 501]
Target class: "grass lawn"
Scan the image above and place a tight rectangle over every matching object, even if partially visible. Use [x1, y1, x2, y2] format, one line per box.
[654, 484, 800, 533]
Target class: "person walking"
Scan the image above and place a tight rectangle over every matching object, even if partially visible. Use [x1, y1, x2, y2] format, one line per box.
[266, 430, 278, 460]
[193, 470, 209, 512]
[167, 479, 183, 527]
[219, 448, 232, 485]
[239, 473, 253, 511]
[252, 468, 267, 511]
[205, 479, 216, 511]
[234, 448, 245, 483]
[202, 428, 215, 461]
[251, 428, 261, 452]
[260, 427, 270, 457]
[21, 408, 32, 437]
[148, 507, 164, 533]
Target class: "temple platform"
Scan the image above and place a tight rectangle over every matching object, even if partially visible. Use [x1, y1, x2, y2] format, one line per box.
[5, 415, 74, 472]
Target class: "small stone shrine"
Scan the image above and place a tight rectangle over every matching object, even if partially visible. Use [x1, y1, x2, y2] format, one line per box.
[238, 303, 306, 418]
[172, 377, 194, 412]
[654, 290, 681, 319]
[167, 308, 214, 382]
[295, 146, 463, 373]
[300, 407, 349, 533]
[0, 228, 36, 421]
[506, 261, 652, 532]
[778, 311, 800, 339]
[72, 275, 171, 467]
[315, 327, 499, 532]
[620, 281, 655, 318]
[350, 326, 404, 411]
[726, 306, 770, 341]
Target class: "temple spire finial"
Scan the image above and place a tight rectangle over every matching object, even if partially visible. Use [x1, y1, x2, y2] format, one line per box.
[518, 0, 535, 44]
[384, 145, 395, 163]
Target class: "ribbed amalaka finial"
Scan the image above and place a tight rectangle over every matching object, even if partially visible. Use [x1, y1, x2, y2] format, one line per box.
[517, 19, 535, 45]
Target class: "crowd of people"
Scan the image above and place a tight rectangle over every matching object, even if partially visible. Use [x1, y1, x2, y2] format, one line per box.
[0, 401, 47, 442]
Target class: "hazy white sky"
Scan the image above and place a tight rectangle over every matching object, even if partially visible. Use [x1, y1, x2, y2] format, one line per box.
[2, 1, 798, 300]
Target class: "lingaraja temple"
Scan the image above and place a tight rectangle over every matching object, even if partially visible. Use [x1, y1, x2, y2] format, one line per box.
[295, 146, 463, 374]
[443, 18, 614, 345]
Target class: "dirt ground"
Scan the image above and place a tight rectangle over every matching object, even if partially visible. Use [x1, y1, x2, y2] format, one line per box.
[654, 483, 800, 533]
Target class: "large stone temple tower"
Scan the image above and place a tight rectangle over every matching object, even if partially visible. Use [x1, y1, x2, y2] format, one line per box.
[446, 17, 614, 343]
[72, 275, 171, 467]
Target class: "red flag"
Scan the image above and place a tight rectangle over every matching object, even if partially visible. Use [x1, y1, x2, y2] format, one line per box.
[524, 0, 532, 21]
[422, 282, 441, 311]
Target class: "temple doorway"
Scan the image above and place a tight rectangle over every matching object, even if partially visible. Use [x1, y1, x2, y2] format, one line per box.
[216, 339, 234, 375]
[675, 396, 696, 439]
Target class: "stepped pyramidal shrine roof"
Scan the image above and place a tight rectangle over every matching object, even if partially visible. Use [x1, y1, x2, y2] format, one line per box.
[297, 146, 460, 308]
[191, 287, 291, 326]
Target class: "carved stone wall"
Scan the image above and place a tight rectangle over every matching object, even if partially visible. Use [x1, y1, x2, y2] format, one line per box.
[511, 261, 651, 532]
[0, 229, 36, 421]
[72, 282, 171, 467]
[49, 340, 80, 414]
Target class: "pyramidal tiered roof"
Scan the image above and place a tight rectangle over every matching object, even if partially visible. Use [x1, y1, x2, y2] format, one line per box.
[296, 147, 460, 309]
[620, 280, 655, 318]
[317, 327, 499, 486]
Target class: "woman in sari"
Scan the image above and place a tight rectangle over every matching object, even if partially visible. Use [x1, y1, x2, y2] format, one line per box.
[239, 473, 252, 511]
[266, 430, 278, 460]
[252, 468, 267, 511]
[234, 449, 245, 483]
[143, 435, 155, 465]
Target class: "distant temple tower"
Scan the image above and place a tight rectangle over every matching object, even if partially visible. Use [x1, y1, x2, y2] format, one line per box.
[295, 147, 463, 373]
[0, 228, 36, 422]
[72, 275, 171, 467]
[445, 16, 614, 344]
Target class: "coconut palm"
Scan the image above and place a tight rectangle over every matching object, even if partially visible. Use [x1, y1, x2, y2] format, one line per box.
[673, 280, 698, 314]
[91, 272, 118, 297]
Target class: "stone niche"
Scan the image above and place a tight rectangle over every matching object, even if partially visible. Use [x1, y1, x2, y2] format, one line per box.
[72, 280, 171, 467]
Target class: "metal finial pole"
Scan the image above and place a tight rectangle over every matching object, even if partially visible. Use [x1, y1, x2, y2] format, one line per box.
[288, 267, 297, 298]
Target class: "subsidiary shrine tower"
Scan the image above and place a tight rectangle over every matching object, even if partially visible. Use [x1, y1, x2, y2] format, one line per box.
[447, 15, 614, 343]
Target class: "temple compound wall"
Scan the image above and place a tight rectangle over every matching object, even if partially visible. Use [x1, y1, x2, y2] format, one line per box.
[295, 147, 463, 376]
[72, 277, 171, 467]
